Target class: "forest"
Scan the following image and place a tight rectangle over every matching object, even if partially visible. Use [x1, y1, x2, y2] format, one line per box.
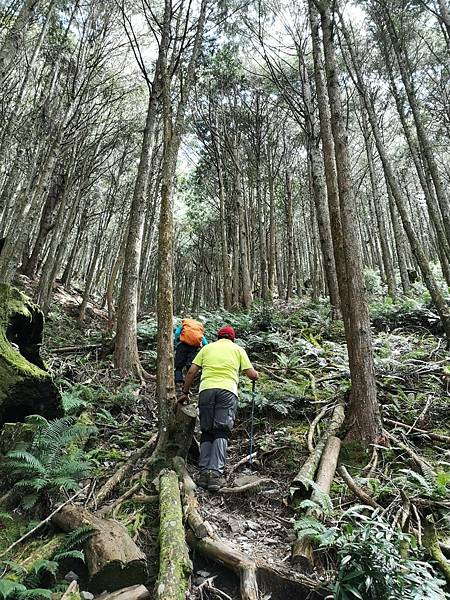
[0, 0, 449, 598]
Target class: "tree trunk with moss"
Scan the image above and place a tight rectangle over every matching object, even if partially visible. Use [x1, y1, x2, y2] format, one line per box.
[0, 284, 61, 425]
[155, 470, 192, 599]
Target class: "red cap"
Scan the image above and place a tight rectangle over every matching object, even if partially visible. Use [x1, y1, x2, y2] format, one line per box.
[218, 325, 236, 340]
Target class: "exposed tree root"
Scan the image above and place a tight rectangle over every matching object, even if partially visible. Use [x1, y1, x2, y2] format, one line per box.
[186, 531, 258, 600]
[383, 429, 436, 479]
[61, 581, 80, 600]
[424, 516, 450, 584]
[221, 479, 272, 494]
[307, 405, 331, 454]
[337, 465, 381, 509]
[173, 456, 209, 539]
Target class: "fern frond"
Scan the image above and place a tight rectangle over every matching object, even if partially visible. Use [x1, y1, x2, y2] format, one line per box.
[30, 559, 58, 576]
[53, 550, 84, 562]
[21, 494, 39, 510]
[18, 589, 52, 599]
[54, 526, 95, 555]
[5, 451, 46, 474]
[25, 415, 49, 428]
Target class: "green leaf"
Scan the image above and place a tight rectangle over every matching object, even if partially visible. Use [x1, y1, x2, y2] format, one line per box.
[0, 581, 27, 599]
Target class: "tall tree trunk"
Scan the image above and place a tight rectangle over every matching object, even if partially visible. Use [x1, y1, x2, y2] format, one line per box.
[114, 93, 159, 378]
[309, 2, 350, 326]
[0, 0, 40, 86]
[319, 2, 380, 447]
[361, 114, 396, 298]
[284, 171, 295, 300]
[155, 0, 208, 454]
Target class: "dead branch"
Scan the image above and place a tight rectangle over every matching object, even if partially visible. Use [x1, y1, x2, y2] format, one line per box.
[384, 418, 450, 444]
[338, 465, 381, 509]
[92, 434, 157, 509]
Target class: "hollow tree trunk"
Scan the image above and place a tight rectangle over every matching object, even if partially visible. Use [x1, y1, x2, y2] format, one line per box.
[0, 284, 61, 425]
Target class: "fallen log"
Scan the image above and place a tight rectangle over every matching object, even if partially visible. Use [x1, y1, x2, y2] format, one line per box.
[291, 402, 345, 501]
[292, 436, 341, 570]
[49, 344, 102, 354]
[51, 505, 147, 593]
[384, 418, 450, 444]
[186, 531, 258, 600]
[96, 585, 151, 600]
[0, 284, 62, 425]
[155, 469, 192, 600]
[173, 456, 208, 539]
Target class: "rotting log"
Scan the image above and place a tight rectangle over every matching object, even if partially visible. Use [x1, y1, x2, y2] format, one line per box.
[0, 284, 61, 425]
[155, 469, 192, 600]
[95, 585, 151, 600]
[51, 505, 147, 593]
[186, 531, 258, 600]
[291, 402, 345, 501]
[292, 436, 341, 570]
[173, 456, 208, 539]
[92, 434, 157, 509]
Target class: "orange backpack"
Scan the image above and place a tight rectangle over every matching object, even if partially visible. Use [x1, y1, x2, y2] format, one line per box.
[180, 319, 204, 347]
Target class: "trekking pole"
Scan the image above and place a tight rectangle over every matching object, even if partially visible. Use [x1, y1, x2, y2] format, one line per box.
[249, 379, 256, 466]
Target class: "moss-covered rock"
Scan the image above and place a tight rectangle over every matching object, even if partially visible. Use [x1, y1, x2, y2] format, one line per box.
[0, 284, 61, 425]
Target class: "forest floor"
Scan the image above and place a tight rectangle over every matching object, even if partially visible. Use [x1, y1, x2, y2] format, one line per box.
[1, 278, 450, 599]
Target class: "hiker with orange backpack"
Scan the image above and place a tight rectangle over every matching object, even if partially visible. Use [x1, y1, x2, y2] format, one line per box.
[174, 318, 208, 387]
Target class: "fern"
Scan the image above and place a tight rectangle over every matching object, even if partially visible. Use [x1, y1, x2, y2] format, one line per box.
[52, 550, 84, 562]
[2, 416, 96, 509]
[53, 526, 94, 556]
[18, 590, 52, 599]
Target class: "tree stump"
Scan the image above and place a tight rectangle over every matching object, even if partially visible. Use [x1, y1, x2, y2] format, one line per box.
[0, 284, 61, 425]
[51, 505, 147, 593]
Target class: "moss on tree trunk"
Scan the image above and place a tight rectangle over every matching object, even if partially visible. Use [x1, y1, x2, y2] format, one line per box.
[0, 283, 61, 425]
[155, 469, 192, 599]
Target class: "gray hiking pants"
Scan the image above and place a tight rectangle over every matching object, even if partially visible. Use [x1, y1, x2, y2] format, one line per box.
[198, 388, 238, 474]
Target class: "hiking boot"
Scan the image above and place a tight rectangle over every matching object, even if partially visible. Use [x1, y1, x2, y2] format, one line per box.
[208, 470, 226, 492]
[197, 470, 209, 489]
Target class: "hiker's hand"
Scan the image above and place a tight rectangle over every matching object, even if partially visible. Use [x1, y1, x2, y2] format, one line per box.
[177, 392, 189, 404]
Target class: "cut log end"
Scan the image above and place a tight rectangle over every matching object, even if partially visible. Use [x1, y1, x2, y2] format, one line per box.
[89, 560, 148, 594]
